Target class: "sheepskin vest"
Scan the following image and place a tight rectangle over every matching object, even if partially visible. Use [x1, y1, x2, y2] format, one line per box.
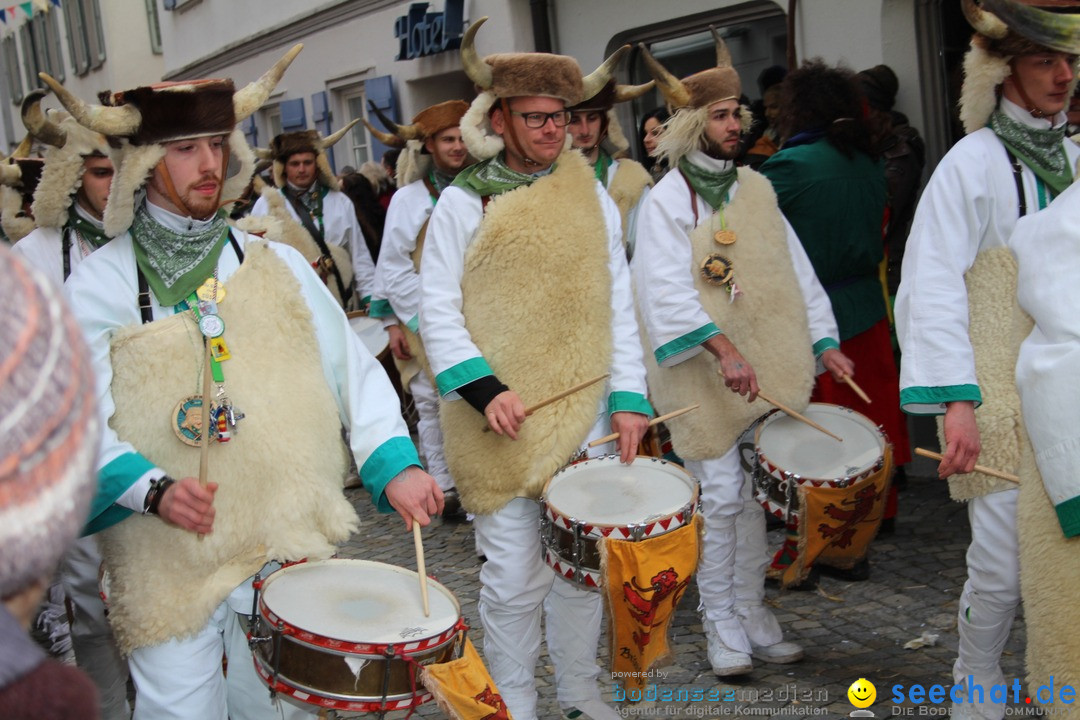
[395, 218, 431, 390]
[646, 168, 814, 460]
[607, 159, 652, 244]
[99, 242, 356, 653]
[938, 247, 1030, 501]
[440, 151, 613, 515]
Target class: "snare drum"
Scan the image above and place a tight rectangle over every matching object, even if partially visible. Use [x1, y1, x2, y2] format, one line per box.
[250, 559, 465, 714]
[751, 403, 886, 522]
[540, 456, 699, 590]
[346, 312, 390, 360]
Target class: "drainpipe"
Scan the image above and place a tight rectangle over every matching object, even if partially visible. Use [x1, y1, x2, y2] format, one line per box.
[531, 0, 552, 53]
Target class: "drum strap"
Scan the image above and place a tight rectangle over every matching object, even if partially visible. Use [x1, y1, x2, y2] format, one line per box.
[281, 187, 352, 304]
[62, 227, 72, 282]
[1005, 145, 1028, 217]
[134, 231, 244, 325]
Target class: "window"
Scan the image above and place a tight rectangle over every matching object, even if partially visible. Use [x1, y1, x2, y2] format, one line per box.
[21, 10, 64, 84]
[2, 36, 21, 104]
[65, 0, 106, 76]
[264, 108, 282, 140]
[145, 0, 162, 55]
[343, 91, 371, 167]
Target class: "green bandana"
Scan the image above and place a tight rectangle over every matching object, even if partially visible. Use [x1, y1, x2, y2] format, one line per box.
[593, 148, 612, 188]
[66, 204, 110, 250]
[131, 205, 230, 307]
[678, 156, 738, 211]
[990, 110, 1072, 197]
[431, 167, 457, 195]
[453, 153, 553, 197]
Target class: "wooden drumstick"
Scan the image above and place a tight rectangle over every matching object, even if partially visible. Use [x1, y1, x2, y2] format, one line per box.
[482, 373, 610, 432]
[412, 520, 430, 617]
[587, 404, 700, 448]
[915, 448, 1019, 484]
[198, 341, 213, 542]
[716, 367, 842, 442]
[841, 374, 872, 405]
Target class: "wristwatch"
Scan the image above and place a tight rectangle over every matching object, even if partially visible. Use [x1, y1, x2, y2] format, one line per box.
[143, 475, 176, 516]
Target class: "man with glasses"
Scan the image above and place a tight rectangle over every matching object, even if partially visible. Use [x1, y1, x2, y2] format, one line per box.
[420, 19, 652, 720]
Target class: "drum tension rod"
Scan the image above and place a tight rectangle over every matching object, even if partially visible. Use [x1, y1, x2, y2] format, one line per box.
[270, 621, 284, 699]
[379, 644, 396, 717]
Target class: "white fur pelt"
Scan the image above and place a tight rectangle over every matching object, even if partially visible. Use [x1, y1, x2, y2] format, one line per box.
[397, 140, 430, 188]
[31, 115, 115, 229]
[938, 247, 1029, 500]
[461, 91, 503, 161]
[394, 218, 431, 390]
[99, 242, 355, 653]
[0, 185, 35, 243]
[644, 169, 814, 460]
[234, 184, 353, 307]
[606, 158, 652, 241]
[439, 151, 613, 515]
[960, 42, 1012, 135]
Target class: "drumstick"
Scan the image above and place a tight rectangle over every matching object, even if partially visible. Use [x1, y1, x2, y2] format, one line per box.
[716, 367, 842, 442]
[412, 520, 430, 617]
[841, 374, 872, 405]
[587, 404, 700, 448]
[198, 341, 213, 542]
[482, 373, 610, 432]
[915, 448, 1019, 483]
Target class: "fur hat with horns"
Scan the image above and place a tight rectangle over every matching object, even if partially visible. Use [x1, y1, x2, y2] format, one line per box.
[39, 44, 301, 237]
[256, 118, 360, 192]
[566, 47, 655, 155]
[459, 16, 620, 160]
[0, 137, 43, 243]
[640, 27, 742, 111]
[960, 0, 1080, 133]
[21, 89, 115, 229]
[365, 99, 470, 186]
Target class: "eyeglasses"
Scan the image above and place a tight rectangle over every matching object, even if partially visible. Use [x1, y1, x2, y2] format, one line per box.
[510, 110, 572, 128]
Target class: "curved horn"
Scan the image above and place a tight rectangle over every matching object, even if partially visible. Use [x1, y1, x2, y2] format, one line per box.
[361, 119, 406, 149]
[962, 0, 1009, 39]
[637, 43, 691, 109]
[234, 43, 303, 122]
[11, 135, 32, 159]
[981, 0, 1080, 53]
[582, 45, 630, 102]
[614, 80, 655, 103]
[365, 100, 420, 140]
[709, 26, 733, 68]
[461, 17, 494, 90]
[39, 72, 142, 136]
[320, 118, 361, 150]
[253, 146, 274, 161]
[21, 90, 67, 148]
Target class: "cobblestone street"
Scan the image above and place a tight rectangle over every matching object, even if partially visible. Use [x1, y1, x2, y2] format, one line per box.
[338, 419, 1030, 719]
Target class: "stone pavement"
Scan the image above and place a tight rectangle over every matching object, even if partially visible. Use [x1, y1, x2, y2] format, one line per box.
[337, 418, 1032, 719]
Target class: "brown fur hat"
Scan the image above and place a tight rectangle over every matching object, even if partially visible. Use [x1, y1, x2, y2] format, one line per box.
[483, 52, 583, 104]
[269, 129, 320, 162]
[98, 79, 237, 146]
[263, 121, 359, 191]
[640, 28, 742, 110]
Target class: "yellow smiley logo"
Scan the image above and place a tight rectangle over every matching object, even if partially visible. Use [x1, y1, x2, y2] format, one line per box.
[848, 678, 876, 709]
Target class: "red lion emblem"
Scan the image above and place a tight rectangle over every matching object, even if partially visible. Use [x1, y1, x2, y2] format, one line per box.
[817, 484, 882, 548]
[474, 685, 511, 720]
[622, 567, 690, 653]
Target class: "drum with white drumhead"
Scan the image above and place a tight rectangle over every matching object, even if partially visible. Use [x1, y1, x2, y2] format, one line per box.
[346, 311, 390, 360]
[250, 558, 465, 715]
[540, 455, 699, 590]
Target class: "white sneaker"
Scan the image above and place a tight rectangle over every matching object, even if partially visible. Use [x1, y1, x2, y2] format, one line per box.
[704, 622, 753, 676]
[561, 697, 622, 720]
[750, 639, 804, 664]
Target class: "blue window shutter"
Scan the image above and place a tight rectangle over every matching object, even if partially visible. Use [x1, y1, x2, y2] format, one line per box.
[242, 116, 257, 149]
[311, 91, 333, 173]
[364, 75, 397, 165]
[280, 98, 306, 132]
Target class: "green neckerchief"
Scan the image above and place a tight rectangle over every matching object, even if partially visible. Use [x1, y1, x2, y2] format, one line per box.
[593, 148, 612, 187]
[431, 167, 457, 195]
[66, 204, 109, 250]
[453, 153, 554, 197]
[678, 156, 738, 211]
[131, 205, 230, 307]
[989, 110, 1072, 197]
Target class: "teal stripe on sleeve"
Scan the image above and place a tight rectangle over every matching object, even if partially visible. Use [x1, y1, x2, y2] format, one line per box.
[608, 391, 654, 418]
[368, 298, 394, 318]
[435, 357, 494, 396]
[1055, 496, 1080, 538]
[81, 452, 155, 535]
[899, 385, 982, 415]
[812, 337, 840, 357]
[361, 436, 424, 514]
[405, 314, 419, 333]
[654, 323, 721, 365]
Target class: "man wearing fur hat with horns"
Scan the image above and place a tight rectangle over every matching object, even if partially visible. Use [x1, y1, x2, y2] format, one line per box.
[40, 45, 442, 720]
[632, 34, 854, 676]
[896, 1, 1080, 717]
[421, 18, 653, 720]
[566, 55, 654, 259]
[10, 90, 130, 720]
[250, 121, 376, 307]
[365, 98, 471, 520]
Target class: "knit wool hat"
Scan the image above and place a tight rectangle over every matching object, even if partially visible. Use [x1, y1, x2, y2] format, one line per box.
[0, 244, 100, 598]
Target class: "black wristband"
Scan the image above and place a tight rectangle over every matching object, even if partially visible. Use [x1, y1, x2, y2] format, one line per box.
[143, 476, 176, 516]
[457, 375, 509, 414]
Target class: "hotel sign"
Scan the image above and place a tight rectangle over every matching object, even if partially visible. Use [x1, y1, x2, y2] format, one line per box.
[394, 0, 464, 60]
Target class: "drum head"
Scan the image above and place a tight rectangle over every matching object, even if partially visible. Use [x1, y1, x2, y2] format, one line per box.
[260, 559, 458, 644]
[756, 403, 884, 481]
[347, 312, 390, 358]
[544, 456, 697, 526]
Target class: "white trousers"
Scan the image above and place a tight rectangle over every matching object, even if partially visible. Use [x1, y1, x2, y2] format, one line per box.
[60, 536, 131, 720]
[410, 371, 454, 492]
[684, 444, 783, 654]
[952, 488, 1020, 717]
[129, 573, 312, 720]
